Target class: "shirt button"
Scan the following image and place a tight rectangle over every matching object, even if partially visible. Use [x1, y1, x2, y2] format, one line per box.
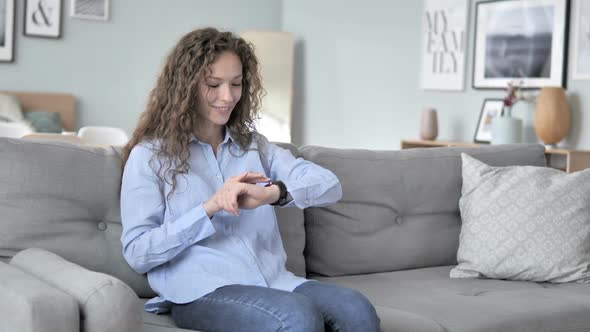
[395, 216, 403, 225]
[188, 238, 193, 242]
[216, 174, 221, 179]
[304, 200, 309, 205]
[97, 222, 107, 231]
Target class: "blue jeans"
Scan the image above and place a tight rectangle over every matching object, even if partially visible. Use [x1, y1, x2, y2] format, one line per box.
[171, 281, 381, 332]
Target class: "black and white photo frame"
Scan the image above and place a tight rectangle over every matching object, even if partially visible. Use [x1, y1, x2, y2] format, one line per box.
[473, 0, 570, 89]
[24, 0, 62, 38]
[0, 0, 15, 62]
[71, 0, 110, 21]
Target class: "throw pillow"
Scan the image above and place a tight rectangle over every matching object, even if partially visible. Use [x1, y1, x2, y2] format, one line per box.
[23, 111, 63, 133]
[0, 93, 24, 122]
[450, 153, 590, 283]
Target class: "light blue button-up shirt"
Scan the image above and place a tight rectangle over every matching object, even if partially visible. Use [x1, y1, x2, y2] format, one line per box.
[120, 131, 342, 313]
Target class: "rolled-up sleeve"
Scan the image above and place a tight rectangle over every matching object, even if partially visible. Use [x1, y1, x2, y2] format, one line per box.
[265, 142, 342, 209]
[120, 145, 216, 274]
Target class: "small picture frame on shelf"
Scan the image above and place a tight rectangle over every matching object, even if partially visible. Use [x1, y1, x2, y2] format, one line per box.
[472, 0, 570, 89]
[0, 0, 15, 62]
[24, 0, 62, 38]
[474, 98, 504, 143]
[71, 0, 109, 21]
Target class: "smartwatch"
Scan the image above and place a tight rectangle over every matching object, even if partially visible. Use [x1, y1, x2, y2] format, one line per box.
[267, 180, 289, 206]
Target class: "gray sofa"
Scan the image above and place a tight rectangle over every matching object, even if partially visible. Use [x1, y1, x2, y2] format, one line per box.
[1, 138, 589, 332]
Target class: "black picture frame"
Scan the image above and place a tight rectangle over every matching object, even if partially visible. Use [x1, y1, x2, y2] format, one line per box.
[472, 0, 570, 89]
[24, 0, 62, 39]
[474, 98, 504, 143]
[0, 0, 15, 62]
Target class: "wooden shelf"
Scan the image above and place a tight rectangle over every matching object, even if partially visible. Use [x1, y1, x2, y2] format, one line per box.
[401, 139, 590, 173]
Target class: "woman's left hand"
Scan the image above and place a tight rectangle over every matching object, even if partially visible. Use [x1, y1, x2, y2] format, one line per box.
[238, 183, 280, 210]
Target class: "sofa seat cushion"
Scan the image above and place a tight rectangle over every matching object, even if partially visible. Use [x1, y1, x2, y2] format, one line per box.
[314, 266, 590, 332]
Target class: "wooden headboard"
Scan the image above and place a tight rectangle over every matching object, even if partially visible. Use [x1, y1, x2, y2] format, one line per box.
[0, 91, 76, 131]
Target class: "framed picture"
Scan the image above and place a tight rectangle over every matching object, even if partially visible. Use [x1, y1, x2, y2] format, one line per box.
[474, 99, 504, 143]
[24, 0, 62, 38]
[420, 0, 469, 91]
[572, 0, 590, 79]
[0, 0, 15, 62]
[473, 0, 570, 89]
[71, 0, 110, 21]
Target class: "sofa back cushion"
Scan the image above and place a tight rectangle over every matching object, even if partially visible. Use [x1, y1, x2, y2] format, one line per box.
[0, 138, 308, 297]
[273, 142, 307, 277]
[0, 138, 155, 298]
[300, 144, 546, 277]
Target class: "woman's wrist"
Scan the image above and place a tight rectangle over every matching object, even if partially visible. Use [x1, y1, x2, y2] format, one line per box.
[203, 200, 220, 218]
[267, 184, 281, 205]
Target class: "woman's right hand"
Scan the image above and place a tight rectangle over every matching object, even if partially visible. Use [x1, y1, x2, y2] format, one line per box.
[203, 172, 269, 217]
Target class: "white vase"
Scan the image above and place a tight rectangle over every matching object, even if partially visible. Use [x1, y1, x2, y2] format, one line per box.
[492, 116, 522, 145]
[510, 102, 536, 143]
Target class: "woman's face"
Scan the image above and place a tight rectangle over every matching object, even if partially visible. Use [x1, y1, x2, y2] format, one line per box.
[197, 51, 243, 131]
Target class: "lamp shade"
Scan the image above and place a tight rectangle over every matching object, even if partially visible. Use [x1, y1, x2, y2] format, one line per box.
[534, 87, 570, 145]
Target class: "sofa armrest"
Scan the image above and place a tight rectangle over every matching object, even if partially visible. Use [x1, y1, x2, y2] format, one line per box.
[10, 248, 143, 332]
[0, 261, 79, 332]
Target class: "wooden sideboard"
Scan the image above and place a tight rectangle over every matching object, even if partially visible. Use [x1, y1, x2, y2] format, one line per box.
[401, 139, 590, 173]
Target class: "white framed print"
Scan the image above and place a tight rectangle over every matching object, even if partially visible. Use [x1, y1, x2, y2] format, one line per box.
[474, 99, 504, 143]
[572, 0, 590, 79]
[420, 0, 469, 91]
[473, 0, 570, 89]
[24, 0, 62, 38]
[71, 0, 110, 21]
[0, 0, 15, 62]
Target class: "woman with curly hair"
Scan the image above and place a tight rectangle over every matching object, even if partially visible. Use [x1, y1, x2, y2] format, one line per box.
[120, 27, 380, 332]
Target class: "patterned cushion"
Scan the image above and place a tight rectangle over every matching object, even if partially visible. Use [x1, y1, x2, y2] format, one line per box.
[451, 153, 590, 283]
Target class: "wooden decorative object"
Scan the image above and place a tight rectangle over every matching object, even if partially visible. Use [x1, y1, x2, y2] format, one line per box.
[534, 87, 570, 145]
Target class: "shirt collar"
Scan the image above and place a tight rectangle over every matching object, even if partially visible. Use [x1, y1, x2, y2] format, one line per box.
[189, 126, 234, 145]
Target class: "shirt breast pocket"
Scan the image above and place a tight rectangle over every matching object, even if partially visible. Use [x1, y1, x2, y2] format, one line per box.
[166, 174, 213, 217]
[242, 152, 269, 177]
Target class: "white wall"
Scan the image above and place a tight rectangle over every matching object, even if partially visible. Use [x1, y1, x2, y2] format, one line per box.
[3, 0, 589, 149]
[0, 0, 282, 134]
[283, 0, 590, 149]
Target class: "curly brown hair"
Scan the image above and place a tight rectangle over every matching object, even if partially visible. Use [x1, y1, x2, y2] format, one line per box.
[120, 27, 264, 198]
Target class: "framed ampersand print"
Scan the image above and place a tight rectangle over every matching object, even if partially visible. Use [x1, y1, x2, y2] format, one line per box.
[24, 0, 62, 38]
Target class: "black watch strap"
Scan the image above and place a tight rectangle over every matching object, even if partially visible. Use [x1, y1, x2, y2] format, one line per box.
[269, 180, 288, 206]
